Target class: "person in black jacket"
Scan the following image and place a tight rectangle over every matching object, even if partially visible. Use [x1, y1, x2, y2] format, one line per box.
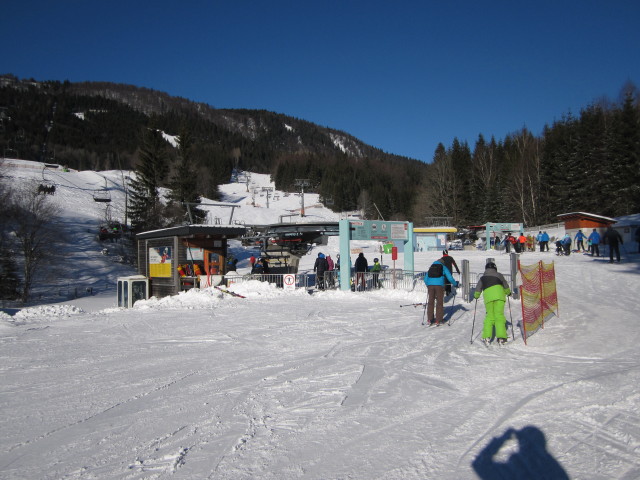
[354, 253, 369, 291]
[602, 226, 623, 263]
[439, 249, 460, 295]
[313, 253, 329, 290]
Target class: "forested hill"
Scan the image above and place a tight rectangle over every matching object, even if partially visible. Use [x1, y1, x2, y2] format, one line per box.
[0, 75, 426, 220]
[1, 75, 639, 226]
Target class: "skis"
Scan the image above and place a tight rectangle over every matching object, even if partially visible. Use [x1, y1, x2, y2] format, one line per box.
[480, 339, 509, 348]
[215, 286, 246, 298]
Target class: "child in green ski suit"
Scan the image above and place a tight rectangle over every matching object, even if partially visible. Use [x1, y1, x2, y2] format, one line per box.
[473, 262, 511, 345]
[371, 258, 382, 288]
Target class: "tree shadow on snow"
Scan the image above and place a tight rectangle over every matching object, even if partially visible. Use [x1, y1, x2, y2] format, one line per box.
[472, 425, 569, 480]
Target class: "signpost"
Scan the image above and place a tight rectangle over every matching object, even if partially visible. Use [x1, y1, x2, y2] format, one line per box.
[484, 222, 524, 250]
[283, 273, 296, 290]
[338, 219, 414, 291]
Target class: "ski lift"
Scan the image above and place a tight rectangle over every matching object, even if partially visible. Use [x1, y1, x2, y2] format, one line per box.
[39, 165, 56, 194]
[93, 188, 111, 203]
[93, 175, 112, 203]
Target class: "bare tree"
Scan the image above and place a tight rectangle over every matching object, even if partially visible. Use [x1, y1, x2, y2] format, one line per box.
[507, 129, 542, 226]
[0, 164, 22, 301]
[7, 182, 65, 303]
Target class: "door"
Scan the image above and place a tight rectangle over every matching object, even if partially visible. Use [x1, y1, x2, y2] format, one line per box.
[206, 252, 222, 275]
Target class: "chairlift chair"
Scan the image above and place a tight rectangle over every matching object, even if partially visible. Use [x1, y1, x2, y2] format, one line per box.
[93, 189, 111, 203]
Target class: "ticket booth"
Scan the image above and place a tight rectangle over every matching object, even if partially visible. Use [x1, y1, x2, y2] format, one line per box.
[136, 225, 247, 299]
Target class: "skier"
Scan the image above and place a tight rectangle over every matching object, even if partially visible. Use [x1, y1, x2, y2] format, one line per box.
[439, 249, 460, 295]
[313, 253, 329, 290]
[517, 233, 527, 253]
[574, 230, 587, 252]
[588, 229, 601, 257]
[371, 258, 382, 288]
[423, 258, 458, 326]
[354, 253, 369, 291]
[602, 225, 623, 263]
[252, 258, 264, 274]
[541, 231, 550, 252]
[226, 255, 238, 271]
[325, 254, 335, 287]
[473, 262, 511, 346]
[536, 231, 544, 252]
[561, 233, 572, 256]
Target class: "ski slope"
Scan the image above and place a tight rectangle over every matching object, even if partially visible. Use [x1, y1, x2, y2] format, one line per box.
[2, 159, 640, 479]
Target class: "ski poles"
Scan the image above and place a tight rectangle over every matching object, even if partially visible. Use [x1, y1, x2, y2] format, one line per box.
[470, 298, 478, 344]
[400, 303, 424, 308]
[421, 292, 429, 325]
[507, 296, 515, 340]
[447, 289, 456, 326]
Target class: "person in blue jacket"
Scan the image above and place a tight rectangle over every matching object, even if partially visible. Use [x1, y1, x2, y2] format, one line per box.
[561, 233, 572, 255]
[536, 231, 544, 252]
[588, 228, 601, 256]
[540, 231, 550, 252]
[423, 259, 458, 325]
[574, 230, 587, 252]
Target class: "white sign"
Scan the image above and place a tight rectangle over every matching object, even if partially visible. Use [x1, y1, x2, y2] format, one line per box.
[283, 274, 296, 290]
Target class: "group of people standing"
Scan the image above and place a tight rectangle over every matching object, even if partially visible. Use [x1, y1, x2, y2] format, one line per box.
[555, 227, 625, 263]
[313, 252, 337, 290]
[503, 233, 532, 253]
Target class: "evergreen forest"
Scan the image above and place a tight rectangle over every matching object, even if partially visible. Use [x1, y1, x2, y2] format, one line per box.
[1, 75, 639, 231]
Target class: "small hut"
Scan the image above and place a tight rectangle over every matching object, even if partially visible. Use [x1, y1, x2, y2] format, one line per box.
[136, 225, 247, 298]
[413, 227, 458, 252]
[557, 212, 616, 240]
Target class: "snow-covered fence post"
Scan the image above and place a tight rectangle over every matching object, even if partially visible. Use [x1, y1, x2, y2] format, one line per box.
[461, 259, 470, 302]
[510, 252, 520, 300]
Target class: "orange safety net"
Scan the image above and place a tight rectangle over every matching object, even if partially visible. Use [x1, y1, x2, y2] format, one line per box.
[518, 261, 559, 344]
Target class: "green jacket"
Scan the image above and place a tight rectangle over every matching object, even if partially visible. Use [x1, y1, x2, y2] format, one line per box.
[473, 267, 510, 302]
[372, 262, 381, 272]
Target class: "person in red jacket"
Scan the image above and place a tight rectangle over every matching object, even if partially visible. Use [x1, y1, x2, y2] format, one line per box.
[518, 234, 527, 253]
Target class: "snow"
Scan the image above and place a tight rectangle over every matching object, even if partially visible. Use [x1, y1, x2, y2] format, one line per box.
[2, 159, 640, 479]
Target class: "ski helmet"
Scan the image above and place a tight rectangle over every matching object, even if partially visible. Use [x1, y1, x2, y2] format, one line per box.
[485, 261, 497, 270]
[443, 249, 448, 255]
[374, 258, 379, 262]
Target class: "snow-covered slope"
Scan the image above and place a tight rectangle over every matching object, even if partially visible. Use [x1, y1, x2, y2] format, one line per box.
[2, 159, 640, 479]
[0, 159, 346, 301]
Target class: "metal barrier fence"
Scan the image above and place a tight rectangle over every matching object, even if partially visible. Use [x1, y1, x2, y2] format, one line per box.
[224, 262, 516, 301]
[224, 269, 432, 293]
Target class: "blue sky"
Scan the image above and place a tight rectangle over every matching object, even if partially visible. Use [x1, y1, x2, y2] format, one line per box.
[2, 1, 639, 162]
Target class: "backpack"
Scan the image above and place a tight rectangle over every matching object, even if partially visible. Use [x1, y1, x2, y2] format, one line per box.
[427, 262, 444, 278]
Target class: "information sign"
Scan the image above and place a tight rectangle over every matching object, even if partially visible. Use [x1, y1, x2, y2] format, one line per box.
[350, 221, 409, 241]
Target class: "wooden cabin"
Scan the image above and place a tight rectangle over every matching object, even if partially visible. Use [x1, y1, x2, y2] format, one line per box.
[557, 212, 616, 240]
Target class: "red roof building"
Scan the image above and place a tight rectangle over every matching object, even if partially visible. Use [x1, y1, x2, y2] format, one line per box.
[557, 212, 616, 230]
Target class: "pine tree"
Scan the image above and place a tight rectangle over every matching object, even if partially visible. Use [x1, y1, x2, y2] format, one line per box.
[167, 126, 206, 225]
[607, 89, 640, 215]
[128, 128, 169, 232]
